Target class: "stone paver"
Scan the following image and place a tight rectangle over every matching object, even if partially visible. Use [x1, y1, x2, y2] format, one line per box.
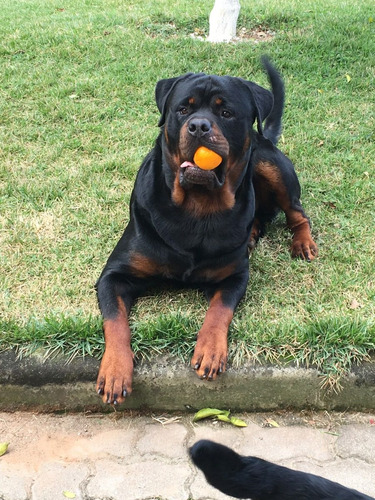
[136, 423, 188, 458]
[67, 428, 139, 460]
[0, 462, 33, 500]
[0, 411, 374, 499]
[238, 425, 335, 462]
[335, 424, 375, 462]
[31, 462, 90, 500]
[87, 460, 190, 500]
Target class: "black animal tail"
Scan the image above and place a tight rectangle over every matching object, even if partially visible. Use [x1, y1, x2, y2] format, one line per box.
[261, 56, 285, 145]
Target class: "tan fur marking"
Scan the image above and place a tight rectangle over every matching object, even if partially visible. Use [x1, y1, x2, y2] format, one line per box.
[130, 253, 160, 277]
[191, 290, 233, 379]
[172, 174, 186, 206]
[242, 133, 251, 155]
[197, 262, 236, 282]
[130, 252, 174, 278]
[255, 160, 282, 187]
[181, 186, 235, 217]
[164, 125, 169, 144]
[249, 217, 261, 250]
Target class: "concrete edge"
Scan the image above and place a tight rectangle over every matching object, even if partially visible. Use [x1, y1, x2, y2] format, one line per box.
[0, 350, 374, 412]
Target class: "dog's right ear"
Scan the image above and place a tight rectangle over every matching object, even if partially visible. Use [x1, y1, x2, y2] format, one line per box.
[155, 73, 195, 127]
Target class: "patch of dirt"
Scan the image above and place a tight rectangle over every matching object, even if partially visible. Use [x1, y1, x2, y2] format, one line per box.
[236, 26, 276, 43]
[0, 411, 140, 472]
[189, 26, 276, 43]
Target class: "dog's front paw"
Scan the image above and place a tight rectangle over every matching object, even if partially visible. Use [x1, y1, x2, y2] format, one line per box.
[96, 348, 134, 405]
[191, 330, 228, 380]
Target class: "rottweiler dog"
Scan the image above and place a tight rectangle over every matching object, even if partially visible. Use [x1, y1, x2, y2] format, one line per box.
[96, 57, 317, 405]
[190, 440, 374, 500]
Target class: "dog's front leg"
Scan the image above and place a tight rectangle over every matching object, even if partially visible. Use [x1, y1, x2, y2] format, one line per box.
[191, 272, 248, 380]
[191, 291, 232, 380]
[95, 273, 141, 405]
[96, 298, 133, 405]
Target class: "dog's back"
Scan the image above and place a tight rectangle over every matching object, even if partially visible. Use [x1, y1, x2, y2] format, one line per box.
[190, 440, 374, 500]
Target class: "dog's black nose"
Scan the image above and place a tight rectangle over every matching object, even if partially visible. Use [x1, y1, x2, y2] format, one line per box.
[188, 117, 211, 137]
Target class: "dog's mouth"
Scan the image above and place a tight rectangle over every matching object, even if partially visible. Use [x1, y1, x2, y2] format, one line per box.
[179, 160, 225, 190]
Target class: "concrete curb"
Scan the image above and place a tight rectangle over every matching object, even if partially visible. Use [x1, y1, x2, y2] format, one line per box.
[0, 349, 374, 412]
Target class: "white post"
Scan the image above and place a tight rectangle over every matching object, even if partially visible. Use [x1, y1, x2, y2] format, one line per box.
[207, 0, 241, 43]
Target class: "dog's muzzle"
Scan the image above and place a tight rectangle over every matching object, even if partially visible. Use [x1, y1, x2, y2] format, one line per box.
[179, 160, 225, 190]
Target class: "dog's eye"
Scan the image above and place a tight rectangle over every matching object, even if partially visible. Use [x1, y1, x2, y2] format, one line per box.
[221, 110, 232, 118]
[178, 107, 189, 115]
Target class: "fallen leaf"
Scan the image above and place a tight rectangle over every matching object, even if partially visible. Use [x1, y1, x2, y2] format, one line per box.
[0, 442, 9, 457]
[266, 419, 279, 428]
[323, 201, 337, 209]
[229, 417, 247, 427]
[345, 74, 351, 83]
[216, 414, 232, 423]
[193, 408, 229, 422]
[63, 491, 76, 499]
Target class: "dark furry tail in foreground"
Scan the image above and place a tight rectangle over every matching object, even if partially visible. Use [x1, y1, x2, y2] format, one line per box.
[261, 56, 285, 145]
[189, 440, 374, 500]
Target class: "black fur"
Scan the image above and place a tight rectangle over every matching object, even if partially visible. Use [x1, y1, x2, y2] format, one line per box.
[95, 58, 317, 405]
[190, 440, 374, 500]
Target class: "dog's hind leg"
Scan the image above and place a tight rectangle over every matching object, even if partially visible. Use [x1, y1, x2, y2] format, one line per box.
[252, 154, 318, 261]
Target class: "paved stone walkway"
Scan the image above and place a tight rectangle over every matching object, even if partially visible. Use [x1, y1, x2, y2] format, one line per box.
[0, 411, 374, 500]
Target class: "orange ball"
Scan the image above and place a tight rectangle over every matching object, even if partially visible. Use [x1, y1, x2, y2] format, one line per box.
[193, 147, 222, 170]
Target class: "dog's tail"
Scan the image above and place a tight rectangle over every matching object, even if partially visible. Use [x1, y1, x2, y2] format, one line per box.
[261, 56, 285, 145]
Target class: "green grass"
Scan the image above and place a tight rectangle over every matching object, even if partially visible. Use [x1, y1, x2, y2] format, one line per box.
[1, 0, 374, 388]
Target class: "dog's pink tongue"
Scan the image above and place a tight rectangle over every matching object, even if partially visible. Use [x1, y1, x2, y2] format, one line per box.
[180, 161, 195, 168]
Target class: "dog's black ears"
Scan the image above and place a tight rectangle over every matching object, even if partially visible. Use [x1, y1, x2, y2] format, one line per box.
[238, 79, 273, 135]
[155, 73, 195, 127]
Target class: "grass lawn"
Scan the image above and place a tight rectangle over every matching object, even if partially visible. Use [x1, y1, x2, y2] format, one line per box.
[1, 0, 374, 388]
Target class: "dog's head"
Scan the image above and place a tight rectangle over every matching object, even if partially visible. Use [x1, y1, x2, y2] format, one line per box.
[189, 440, 246, 496]
[155, 71, 273, 214]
